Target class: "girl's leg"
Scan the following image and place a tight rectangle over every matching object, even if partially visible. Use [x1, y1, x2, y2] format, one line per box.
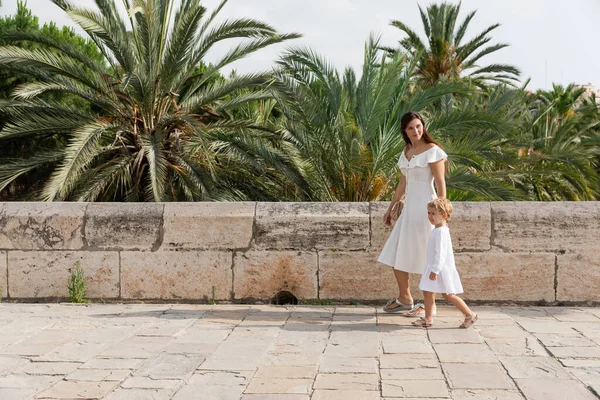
[384, 269, 413, 310]
[423, 291, 436, 322]
[442, 294, 473, 316]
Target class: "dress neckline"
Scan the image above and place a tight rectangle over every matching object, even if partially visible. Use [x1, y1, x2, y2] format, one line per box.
[403, 145, 437, 162]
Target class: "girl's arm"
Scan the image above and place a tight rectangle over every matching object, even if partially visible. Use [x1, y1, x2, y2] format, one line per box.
[428, 230, 447, 275]
[383, 175, 406, 226]
[430, 160, 446, 198]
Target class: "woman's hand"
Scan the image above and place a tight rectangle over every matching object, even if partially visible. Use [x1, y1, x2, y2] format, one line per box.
[429, 272, 437, 281]
[383, 209, 392, 226]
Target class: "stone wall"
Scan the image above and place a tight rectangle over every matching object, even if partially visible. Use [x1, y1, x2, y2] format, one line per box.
[0, 202, 598, 303]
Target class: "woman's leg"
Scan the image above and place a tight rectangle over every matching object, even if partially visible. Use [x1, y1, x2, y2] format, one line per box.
[442, 294, 472, 316]
[384, 269, 413, 310]
[423, 291, 436, 322]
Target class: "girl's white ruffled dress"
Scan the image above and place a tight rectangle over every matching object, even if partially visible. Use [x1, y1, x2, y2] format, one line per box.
[419, 226, 464, 294]
[378, 145, 447, 274]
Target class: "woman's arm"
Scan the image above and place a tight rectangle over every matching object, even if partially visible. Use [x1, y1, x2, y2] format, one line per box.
[430, 160, 446, 198]
[383, 175, 406, 226]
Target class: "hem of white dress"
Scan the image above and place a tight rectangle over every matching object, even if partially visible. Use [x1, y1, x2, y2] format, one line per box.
[378, 259, 424, 274]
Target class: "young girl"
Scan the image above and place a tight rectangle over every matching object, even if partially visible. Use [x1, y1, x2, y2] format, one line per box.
[411, 198, 478, 328]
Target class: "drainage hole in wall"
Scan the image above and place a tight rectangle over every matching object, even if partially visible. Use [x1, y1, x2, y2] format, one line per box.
[271, 291, 298, 305]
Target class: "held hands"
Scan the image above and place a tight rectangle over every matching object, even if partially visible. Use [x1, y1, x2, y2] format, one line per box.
[429, 272, 437, 281]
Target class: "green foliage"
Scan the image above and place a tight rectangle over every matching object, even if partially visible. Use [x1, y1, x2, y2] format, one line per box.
[0, 1, 597, 202]
[0, 1, 105, 200]
[67, 261, 86, 303]
[387, 2, 520, 87]
[0, 0, 300, 202]
[275, 35, 520, 201]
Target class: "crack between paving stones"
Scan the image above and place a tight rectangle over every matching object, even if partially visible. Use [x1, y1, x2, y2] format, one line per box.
[427, 327, 452, 396]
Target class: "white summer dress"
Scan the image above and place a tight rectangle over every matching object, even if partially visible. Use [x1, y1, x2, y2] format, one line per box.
[378, 145, 448, 274]
[418, 226, 464, 294]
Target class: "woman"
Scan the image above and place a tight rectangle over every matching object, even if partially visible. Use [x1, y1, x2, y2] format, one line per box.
[378, 111, 447, 315]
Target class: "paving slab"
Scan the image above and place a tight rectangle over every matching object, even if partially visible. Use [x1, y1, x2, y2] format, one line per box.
[0, 304, 598, 399]
[514, 378, 598, 400]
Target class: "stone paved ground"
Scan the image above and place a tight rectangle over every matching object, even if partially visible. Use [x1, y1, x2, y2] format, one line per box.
[0, 304, 599, 400]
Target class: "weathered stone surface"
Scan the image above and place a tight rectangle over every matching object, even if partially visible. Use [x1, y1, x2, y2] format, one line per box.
[0, 251, 6, 299]
[485, 338, 548, 357]
[450, 202, 492, 251]
[370, 201, 491, 252]
[121, 251, 232, 300]
[134, 354, 204, 379]
[491, 202, 600, 252]
[245, 378, 313, 394]
[450, 389, 525, 400]
[455, 253, 555, 301]
[381, 379, 449, 398]
[313, 373, 378, 390]
[499, 356, 571, 379]
[105, 389, 175, 400]
[0, 202, 86, 250]
[36, 380, 119, 399]
[515, 378, 598, 400]
[557, 251, 600, 302]
[370, 202, 394, 252]
[443, 363, 515, 389]
[20, 362, 80, 375]
[319, 251, 401, 300]
[255, 202, 369, 250]
[311, 391, 378, 400]
[318, 357, 378, 374]
[234, 251, 317, 299]
[85, 203, 163, 250]
[162, 202, 254, 250]
[8, 251, 119, 298]
[433, 343, 497, 363]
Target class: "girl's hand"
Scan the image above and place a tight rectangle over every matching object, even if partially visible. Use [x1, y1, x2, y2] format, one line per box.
[383, 210, 392, 226]
[429, 272, 437, 281]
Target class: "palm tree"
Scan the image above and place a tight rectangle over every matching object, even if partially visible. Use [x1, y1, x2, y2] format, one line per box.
[0, 0, 300, 201]
[275, 35, 517, 202]
[386, 2, 520, 88]
[503, 85, 600, 200]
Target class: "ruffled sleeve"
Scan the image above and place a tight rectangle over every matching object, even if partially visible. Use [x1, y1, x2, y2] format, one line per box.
[397, 152, 409, 169]
[410, 145, 448, 168]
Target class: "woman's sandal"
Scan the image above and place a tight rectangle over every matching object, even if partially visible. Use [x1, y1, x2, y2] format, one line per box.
[383, 298, 414, 313]
[411, 317, 433, 327]
[405, 303, 437, 318]
[459, 313, 478, 328]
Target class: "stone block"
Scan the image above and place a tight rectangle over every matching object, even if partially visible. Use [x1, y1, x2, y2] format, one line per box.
[491, 202, 600, 252]
[319, 251, 424, 300]
[8, 251, 119, 298]
[450, 202, 491, 251]
[85, 203, 163, 250]
[234, 251, 317, 299]
[162, 203, 254, 250]
[369, 202, 394, 252]
[557, 251, 600, 302]
[0, 251, 6, 299]
[455, 253, 555, 301]
[370, 201, 491, 252]
[0, 202, 85, 250]
[255, 202, 369, 250]
[121, 251, 232, 300]
[515, 379, 598, 400]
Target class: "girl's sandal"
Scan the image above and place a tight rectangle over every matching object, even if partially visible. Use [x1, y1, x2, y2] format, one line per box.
[411, 317, 433, 327]
[405, 303, 437, 318]
[459, 313, 478, 329]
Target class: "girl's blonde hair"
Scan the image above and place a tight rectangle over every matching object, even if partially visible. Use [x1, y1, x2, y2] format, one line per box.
[428, 198, 453, 220]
